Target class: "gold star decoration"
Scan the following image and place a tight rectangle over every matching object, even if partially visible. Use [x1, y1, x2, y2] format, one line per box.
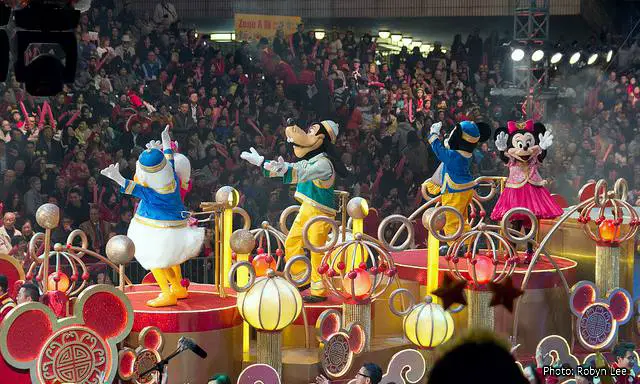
[489, 276, 524, 313]
[432, 273, 467, 310]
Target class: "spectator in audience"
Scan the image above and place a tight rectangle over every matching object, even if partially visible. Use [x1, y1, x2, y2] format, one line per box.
[24, 176, 44, 220]
[316, 362, 383, 384]
[612, 342, 639, 384]
[16, 282, 40, 305]
[0, 212, 21, 254]
[80, 205, 112, 253]
[0, 274, 15, 322]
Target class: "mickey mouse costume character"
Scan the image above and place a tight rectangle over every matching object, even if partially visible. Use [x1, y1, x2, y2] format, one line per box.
[426, 120, 491, 255]
[241, 119, 347, 303]
[491, 120, 563, 261]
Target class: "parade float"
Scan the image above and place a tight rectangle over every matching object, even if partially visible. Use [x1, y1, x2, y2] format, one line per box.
[0, 128, 638, 383]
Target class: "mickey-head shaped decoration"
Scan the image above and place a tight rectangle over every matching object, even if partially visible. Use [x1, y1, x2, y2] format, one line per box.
[535, 335, 580, 370]
[494, 120, 551, 164]
[0, 284, 134, 384]
[118, 326, 165, 384]
[316, 309, 366, 379]
[237, 363, 281, 384]
[570, 281, 632, 351]
[347, 349, 426, 384]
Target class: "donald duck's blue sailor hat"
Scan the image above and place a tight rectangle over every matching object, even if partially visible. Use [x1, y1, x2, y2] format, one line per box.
[138, 148, 167, 173]
[459, 121, 480, 144]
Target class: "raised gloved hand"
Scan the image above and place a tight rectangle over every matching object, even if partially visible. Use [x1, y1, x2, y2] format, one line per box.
[240, 147, 265, 167]
[495, 131, 509, 151]
[161, 125, 171, 149]
[539, 130, 554, 150]
[430, 121, 443, 136]
[264, 156, 287, 175]
[100, 163, 125, 187]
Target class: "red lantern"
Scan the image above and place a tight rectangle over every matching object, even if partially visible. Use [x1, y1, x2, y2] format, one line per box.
[252, 254, 276, 277]
[342, 268, 372, 298]
[473, 255, 493, 285]
[598, 219, 620, 242]
[47, 271, 70, 292]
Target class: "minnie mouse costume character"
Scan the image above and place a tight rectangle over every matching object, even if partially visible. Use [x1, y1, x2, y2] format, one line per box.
[491, 120, 563, 261]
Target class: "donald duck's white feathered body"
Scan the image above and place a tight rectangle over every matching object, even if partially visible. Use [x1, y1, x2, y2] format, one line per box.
[101, 127, 204, 307]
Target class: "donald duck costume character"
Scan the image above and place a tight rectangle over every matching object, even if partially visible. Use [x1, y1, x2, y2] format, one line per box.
[241, 120, 345, 302]
[424, 120, 491, 255]
[101, 126, 204, 307]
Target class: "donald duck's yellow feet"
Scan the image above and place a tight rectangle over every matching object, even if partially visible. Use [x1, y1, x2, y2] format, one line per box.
[171, 285, 189, 299]
[146, 292, 178, 307]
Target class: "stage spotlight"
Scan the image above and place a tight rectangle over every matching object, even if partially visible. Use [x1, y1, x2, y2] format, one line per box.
[511, 48, 525, 62]
[390, 34, 402, 43]
[314, 30, 325, 40]
[606, 50, 613, 62]
[587, 53, 598, 65]
[378, 30, 391, 39]
[569, 52, 581, 65]
[550, 52, 563, 64]
[531, 49, 544, 62]
[402, 37, 412, 46]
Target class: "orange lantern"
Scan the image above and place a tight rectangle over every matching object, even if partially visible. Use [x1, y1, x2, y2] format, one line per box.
[473, 255, 493, 285]
[47, 271, 70, 292]
[252, 254, 276, 277]
[598, 219, 621, 242]
[342, 268, 372, 298]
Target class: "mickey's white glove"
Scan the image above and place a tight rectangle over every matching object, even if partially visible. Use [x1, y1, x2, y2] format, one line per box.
[240, 147, 265, 167]
[495, 131, 509, 151]
[161, 125, 171, 150]
[430, 121, 442, 136]
[101, 163, 125, 187]
[145, 140, 162, 151]
[539, 130, 554, 150]
[264, 156, 287, 176]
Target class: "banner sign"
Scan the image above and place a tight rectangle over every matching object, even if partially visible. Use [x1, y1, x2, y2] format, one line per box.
[234, 13, 301, 41]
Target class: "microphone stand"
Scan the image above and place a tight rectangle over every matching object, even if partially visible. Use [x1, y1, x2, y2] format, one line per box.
[139, 344, 186, 382]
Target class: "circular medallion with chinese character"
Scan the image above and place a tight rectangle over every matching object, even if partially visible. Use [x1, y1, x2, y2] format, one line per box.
[578, 304, 614, 350]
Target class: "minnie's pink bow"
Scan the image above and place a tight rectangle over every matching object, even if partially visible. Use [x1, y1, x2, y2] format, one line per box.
[507, 120, 534, 134]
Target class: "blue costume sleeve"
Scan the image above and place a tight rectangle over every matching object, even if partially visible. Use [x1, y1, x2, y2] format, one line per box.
[163, 148, 175, 168]
[428, 133, 455, 165]
[120, 179, 151, 200]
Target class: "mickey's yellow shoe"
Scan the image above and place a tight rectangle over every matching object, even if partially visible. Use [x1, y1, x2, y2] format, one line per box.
[146, 292, 178, 307]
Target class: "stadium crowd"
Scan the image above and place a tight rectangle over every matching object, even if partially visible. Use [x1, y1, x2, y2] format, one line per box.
[0, 0, 639, 272]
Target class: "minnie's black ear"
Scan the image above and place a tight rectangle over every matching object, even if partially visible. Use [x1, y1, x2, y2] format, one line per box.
[494, 127, 508, 141]
[533, 122, 546, 136]
[476, 122, 492, 143]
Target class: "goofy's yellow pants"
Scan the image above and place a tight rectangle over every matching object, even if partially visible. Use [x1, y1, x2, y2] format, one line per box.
[286, 202, 334, 297]
[441, 189, 473, 246]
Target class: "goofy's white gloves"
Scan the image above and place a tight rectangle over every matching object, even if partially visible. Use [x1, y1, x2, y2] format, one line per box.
[240, 147, 265, 167]
[264, 156, 287, 176]
[430, 121, 443, 136]
[101, 163, 125, 187]
[495, 131, 509, 151]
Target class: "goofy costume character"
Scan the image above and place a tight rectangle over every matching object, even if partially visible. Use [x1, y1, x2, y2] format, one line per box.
[424, 120, 491, 255]
[101, 126, 204, 307]
[241, 120, 344, 302]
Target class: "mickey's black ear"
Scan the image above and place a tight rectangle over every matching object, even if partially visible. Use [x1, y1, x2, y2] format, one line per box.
[494, 127, 508, 141]
[476, 122, 492, 143]
[533, 122, 546, 135]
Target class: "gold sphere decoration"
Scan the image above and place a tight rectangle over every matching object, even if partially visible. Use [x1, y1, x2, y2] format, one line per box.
[237, 274, 303, 331]
[53, 243, 64, 252]
[230, 229, 256, 254]
[36, 203, 60, 230]
[105, 235, 136, 265]
[423, 207, 446, 232]
[403, 295, 454, 349]
[215, 186, 240, 208]
[347, 197, 369, 219]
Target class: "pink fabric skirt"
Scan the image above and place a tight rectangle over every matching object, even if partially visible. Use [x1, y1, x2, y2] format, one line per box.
[491, 183, 564, 222]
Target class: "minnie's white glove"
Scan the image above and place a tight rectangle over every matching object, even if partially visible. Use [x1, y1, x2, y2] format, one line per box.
[430, 121, 442, 136]
[240, 147, 265, 167]
[101, 163, 125, 187]
[539, 130, 554, 150]
[495, 131, 509, 151]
